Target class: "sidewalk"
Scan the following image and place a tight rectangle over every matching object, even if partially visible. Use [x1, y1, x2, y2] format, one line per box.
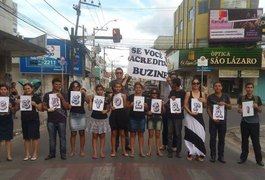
[226, 125, 265, 157]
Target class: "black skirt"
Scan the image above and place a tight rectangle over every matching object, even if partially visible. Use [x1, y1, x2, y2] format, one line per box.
[0, 114, 13, 140]
[109, 108, 129, 131]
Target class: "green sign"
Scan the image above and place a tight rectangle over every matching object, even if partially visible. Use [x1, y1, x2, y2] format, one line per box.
[179, 48, 262, 68]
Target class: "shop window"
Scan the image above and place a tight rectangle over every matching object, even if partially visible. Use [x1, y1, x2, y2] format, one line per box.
[198, 1, 208, 15]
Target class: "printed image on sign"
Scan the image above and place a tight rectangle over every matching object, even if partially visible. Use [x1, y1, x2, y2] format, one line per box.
[49, 94, 61, 109]
[113, 93, 124, 109]
[151, 99, 162, 114]
[213, 105, 225, 120]
[170, 98, 181, 113]
[92, 95, 105, 111]
[242, 101, 254, 117]
[127, 47, 168, 81]
[133, 96, 145, 112]
[20, 95, 32, 111]
[70, 91, 81, 107]
[191, 98, 203, 113]
[0, 97, 9, 113]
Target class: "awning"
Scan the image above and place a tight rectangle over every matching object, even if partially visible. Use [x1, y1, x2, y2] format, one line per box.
[0, 30, 47, 57]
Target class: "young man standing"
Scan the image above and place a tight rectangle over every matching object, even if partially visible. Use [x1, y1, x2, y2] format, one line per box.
[43, 78, 69, 160]
[165, 78, 186, 158]
[207, 81, 231, 163]
[237, 82, 264, 167]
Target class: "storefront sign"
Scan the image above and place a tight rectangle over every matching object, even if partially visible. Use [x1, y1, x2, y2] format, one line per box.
[179, 48, 262, 68]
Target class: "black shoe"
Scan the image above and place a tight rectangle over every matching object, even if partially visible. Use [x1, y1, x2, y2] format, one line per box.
[237, 159, 246, 164]
[257, 161, 264, 167]
[45, 155, 55, 160]
[218, 157, 226, 163]
[210, 156, 216, 163]
[125, 146, 131, 151]
[61, 156, 67, 160]
[167, 152, 173, 158]
[176, 153, 182, 158]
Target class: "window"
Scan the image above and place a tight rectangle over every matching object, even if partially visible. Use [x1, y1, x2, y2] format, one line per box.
[189, 7, 194, 21]
[175, 25, 178, 34]
[179, 20, 183, 31]
[223, 0, 247, 8]
[197, 39, 208, 48]
[188, 42, 194, 48]
[198, 1, 208, 14]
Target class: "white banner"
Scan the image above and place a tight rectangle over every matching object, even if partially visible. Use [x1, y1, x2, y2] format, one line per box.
[128, 47, 168, 81]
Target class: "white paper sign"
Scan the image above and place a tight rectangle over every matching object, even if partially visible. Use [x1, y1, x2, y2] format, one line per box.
[191, 98, 203, 113]
[0, 97, 9, 113]
[151, 99, 162, 114]
[213, 105, 225, 120]
[170, 98, 181, 113]
[133, 96, 145, 112]
[128, 47, 168, 81]
[49, 94, 61, 109]
[92, 95, 105, 111]
[70, 91, 81, 106]
[113, 93, 124, 109]
[20, 95, 32, 111]
[242, 101, 254, 117]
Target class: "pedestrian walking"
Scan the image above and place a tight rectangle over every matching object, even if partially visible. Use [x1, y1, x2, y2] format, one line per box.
[68, 81, 89, 157]
[184, 78, 207, 161]
[20, 83, 42, 161]
[237, 82, 264, 167]
[207, 81, 231, 163]
[43, 78, 69, 160]
[88, 84, 111, 159]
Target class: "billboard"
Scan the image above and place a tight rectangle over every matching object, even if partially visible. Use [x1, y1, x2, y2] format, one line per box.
[20, 39, 83, 75]
[209, 9, 263, 43]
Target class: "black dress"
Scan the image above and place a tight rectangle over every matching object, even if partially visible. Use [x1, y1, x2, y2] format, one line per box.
[0, 97, 13, 140]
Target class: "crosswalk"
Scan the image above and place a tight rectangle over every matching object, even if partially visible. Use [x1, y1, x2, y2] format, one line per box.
[0, 162, 264, 180]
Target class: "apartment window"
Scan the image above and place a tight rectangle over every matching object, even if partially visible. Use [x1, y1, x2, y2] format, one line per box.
[198, 1, 208, 15]
[189, 7, 194, 21]
[179, 20, 183, 31]
[175, 25, 178, 34]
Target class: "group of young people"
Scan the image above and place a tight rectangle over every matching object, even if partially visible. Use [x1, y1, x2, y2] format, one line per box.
[0, 67, 263, 167]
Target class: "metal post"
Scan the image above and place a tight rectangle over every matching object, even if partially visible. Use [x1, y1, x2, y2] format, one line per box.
[201, 65, 204, 88]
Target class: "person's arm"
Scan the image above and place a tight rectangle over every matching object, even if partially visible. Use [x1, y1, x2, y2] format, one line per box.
[57, 93, 70, 110]
[254, 96, 262, 113]
[87, 95, 93, 111]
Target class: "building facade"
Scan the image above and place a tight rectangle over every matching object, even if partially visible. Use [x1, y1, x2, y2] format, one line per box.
[169, 0, 263, 102]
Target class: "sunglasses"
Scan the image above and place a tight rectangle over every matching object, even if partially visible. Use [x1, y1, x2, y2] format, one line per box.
[192, 82, 200, 85]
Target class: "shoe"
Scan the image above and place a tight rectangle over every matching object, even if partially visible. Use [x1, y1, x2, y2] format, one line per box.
[31, 156, 38, 161]
[100, 156, 105, 159]
[159, 145, 167, 151]
[6, 157, 13, 161]
[122, 153, 129, 157]
[80, 152, 85, 157]
[196, 155, 204, 162]
[237, 159, 246, 164]
[110, 153, 116, 157]
[23, 156, 31, 161]
[257, 161, 264, 167]
[167, 152, 173, 158]
[61, 156, 67, 160]
[146, 152, 152, 157]
[139, 153, 146, 158]
[187, 155, 193, 161]
[125, 146, 131, 151]
[45, 155, 55, 160]
[176, 153, 182, 158]
[210, 156, 216, 163]
[92, 156, 98, 160]
[157, 152, 163, 157]
[172, 147, 177, 152]
[218, 157, 226, 163]
[129, 153, 135, 158]
[69, 152, 75, 157]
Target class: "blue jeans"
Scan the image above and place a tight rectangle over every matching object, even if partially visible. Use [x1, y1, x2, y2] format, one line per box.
[47, 122, 66, 157]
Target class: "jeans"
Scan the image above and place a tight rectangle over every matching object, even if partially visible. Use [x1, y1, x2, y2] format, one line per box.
[209, 120, 226, 158]
[167, 118, 182, 153]
[240, 121, 262, 163]
[47, 122, 66, 157]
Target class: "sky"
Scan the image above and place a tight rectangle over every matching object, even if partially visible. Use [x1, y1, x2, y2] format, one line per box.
[12, 0, 265, 70]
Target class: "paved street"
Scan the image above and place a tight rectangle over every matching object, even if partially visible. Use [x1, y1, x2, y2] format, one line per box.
[0, 108, 264, 180]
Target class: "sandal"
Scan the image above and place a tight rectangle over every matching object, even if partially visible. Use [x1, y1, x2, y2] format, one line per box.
[146, 152, 152, 157]
[129, 153, 135, 158]
[110, 153, 116, 157]
[187, 155, 193, 161]
[122, 153, 129, 157]
[23, 156, 31, 161]
[139, 153, 146, 158]
[31, 156, 38, 161]
[157, 152, 163, 157]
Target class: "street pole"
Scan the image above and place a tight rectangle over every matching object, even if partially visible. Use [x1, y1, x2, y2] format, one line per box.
[201, 65, 204, 88]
